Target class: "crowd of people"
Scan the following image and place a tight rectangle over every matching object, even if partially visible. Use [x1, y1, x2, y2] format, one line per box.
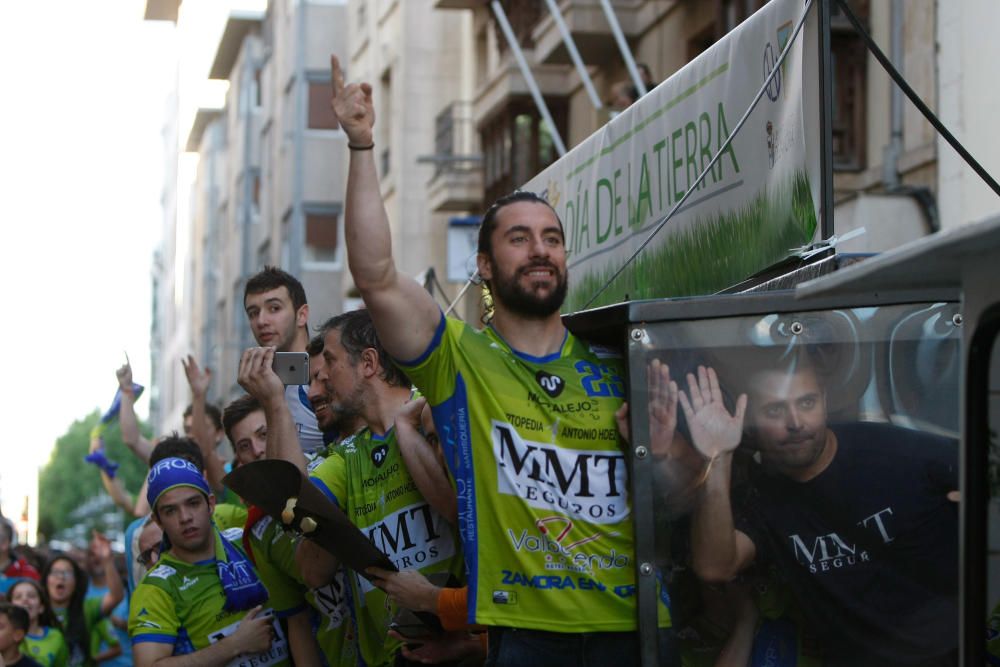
[0, 54, 983, 667]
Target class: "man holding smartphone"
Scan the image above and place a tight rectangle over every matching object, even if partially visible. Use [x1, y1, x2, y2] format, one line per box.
[243, 266, 325, 453]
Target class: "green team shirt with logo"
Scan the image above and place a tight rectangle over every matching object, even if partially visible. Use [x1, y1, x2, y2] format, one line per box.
[310, 429, 463, 667]
[128, 531, 291, 666]
[397, 314, 667, 632]
[247, 512, 357, 667]
[54, 597, 107, 666]
[22, 626, 70, 667]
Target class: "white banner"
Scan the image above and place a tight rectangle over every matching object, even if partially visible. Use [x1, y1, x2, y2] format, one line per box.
[523, 0, 820, 310]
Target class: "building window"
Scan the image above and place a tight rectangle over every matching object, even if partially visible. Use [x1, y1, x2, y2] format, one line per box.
[305, 209, 340, 265]
[480, 100, 566, 207]
[831, 0, 869, 170]
[307, 80, 339, 130]
[689, 0, 770, 60]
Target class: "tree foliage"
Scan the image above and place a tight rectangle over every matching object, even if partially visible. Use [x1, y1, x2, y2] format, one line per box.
[38, 411, 150, 541]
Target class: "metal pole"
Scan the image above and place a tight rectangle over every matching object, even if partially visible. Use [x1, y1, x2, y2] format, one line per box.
[882, 0, 904, 189]
[542, 0, 603, 110]
[490, 0, 567, 156]
[240, 52, 256, 353]
[598, 0, 647, 96]
[817, 0, 835, 240]
[290, 0, 307, 276]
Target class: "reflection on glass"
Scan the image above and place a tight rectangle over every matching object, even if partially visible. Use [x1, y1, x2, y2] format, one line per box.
[987, 335, 1000, 661]
[639, 304, 961, 666]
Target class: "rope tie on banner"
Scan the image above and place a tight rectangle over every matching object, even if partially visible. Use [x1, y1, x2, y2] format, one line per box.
[834, 0, 1000, 199]
[581, 0, 815, 310]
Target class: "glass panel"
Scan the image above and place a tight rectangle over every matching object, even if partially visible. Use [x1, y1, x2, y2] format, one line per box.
[633, 302, 961, 665]
[988, 334, 1000, 660]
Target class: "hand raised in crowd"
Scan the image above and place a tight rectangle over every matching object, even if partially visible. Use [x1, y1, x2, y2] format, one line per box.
[90, 530, 112, 564]
[365, 566, 440, 613]
[181, 354, 212, 398]
[330, 54, 374, 146]
[677, 366, 747, 460]
[615, 359, 678, 455]
[115, 358, 134, 394]
[229, 606, 275, 655]
[238, 347, 286, 407]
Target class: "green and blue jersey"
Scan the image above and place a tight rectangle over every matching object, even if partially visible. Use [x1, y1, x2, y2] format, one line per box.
[310, 429, 463, 666]
[396, 314, 666, 632]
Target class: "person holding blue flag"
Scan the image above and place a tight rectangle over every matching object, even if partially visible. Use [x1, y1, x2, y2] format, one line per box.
[128, 457, 289, 667]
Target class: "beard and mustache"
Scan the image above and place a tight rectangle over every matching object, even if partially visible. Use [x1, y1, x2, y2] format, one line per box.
[487, 257, 568, 318]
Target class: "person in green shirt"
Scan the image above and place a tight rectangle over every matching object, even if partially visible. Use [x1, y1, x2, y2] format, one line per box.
[129, 455, 290, 667]
[237, 311, 464, 666]
[7, 579, 69, 667]
[0, 603, 44, 667]
[326, 55, 678, 666]
[42, 533, 123, 666]
[222, 391, 358, 666]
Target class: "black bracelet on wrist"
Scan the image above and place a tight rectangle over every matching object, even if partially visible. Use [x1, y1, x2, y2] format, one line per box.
[348, 142, 375, 151]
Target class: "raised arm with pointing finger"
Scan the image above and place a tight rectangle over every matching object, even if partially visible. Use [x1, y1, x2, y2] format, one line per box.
[332, 55, 441, 362]
[332, 52, 673, 665]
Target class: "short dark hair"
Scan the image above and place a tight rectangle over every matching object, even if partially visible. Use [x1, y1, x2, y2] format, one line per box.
[244, 266, 307, 312]
[316, 310, 410, 388]
[183, 403, 223, 431]
[149, 435, 205, 472]
[0, 519, 12, 544]
[307, 334, 325, 357]
[222, 395, 263, 447]
[477, 190, 562, 258]
[0, 602, 29, 632]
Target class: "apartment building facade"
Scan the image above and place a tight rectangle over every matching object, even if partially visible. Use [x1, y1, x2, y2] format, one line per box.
[150, 0, 352, 434]
[150, 0, 1000, 434]
[423, 0, 999, 251]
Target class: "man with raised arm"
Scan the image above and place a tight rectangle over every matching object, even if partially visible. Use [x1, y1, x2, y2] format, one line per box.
[330, 56, 675, 666]
[683, 359, 958, 667]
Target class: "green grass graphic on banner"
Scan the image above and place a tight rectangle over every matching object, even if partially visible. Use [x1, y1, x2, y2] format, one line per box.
[567, 170, 816, 311]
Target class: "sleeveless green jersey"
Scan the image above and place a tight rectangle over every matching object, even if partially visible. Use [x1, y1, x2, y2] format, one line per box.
[128, 530, 291, 666]
[247, 512, 358, 667]
[397, 314, 662, 632]
[22, 626, 70, 667]
[310, 429, 463, 667]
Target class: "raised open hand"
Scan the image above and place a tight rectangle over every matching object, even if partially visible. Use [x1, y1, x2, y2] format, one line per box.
[646, 359, 679, 457]
[91, 530, 112, 563]
[677, 366, 746, 460]
[614, 359, 677, 455]
[181, 354, 212, 398]
[330, 54, 374, 147]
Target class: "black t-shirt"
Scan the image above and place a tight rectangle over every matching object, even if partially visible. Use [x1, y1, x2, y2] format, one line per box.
[737, 421, 959, 666]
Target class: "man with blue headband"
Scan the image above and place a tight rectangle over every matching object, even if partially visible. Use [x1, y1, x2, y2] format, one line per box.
[129, 457, 291, 667]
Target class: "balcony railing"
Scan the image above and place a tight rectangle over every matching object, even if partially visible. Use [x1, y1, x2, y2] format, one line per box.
[423, 101, 482, 179]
